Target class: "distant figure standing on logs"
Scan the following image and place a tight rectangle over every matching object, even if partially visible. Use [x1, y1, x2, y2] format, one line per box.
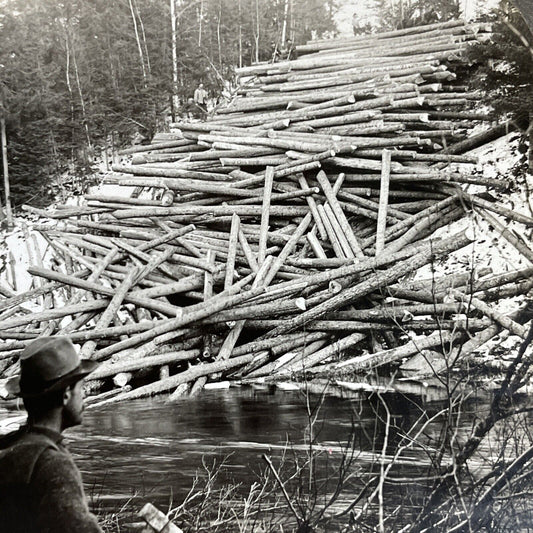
[279, 39, 297, 61]
[352, 12, 360, 35]
[193, 83, 209, 117]
[0, 337, 102, 533]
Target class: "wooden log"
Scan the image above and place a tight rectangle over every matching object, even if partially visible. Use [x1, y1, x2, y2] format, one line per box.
[224, 214, 241, 287]
[466, 193, 533, 227]
[317, 204, 345, 258]
[264, 213, 313, 286]
[119, 139, 196, 155]
[261, 222, 430, 302]
[382, 205, 464, 255]
[27, 266, 180, 317]
[321, 330, 460, 373]
[289, 332, 367, 372]
[331, 302, 468, 320]
[245, 339, 330, 378]
[316, 170, 364, 258]
[230, 187, 319, 206]
[341, 172, 508, 189]
[80, 267, 141, 359]
[395, 267, 493, 292]
[295, 109, 391, 130]
[258, 167, 274, 265]
[88, 353, 258, 406]
[0, 273, 90, 314]
[297, 175, 328, 241]
[449, 290, 529, 339]
[294, 20, 466, 53]
[109, 240, 183, 279]
[259, 229, 473, 339]
[103, 331, 202, 366]
[322, 203, 355, 258]
[237, 228, 258, 272]
[477, 210, 533, 265]
[475, 280, 533, 302]
[307, 231, 328, 259]
[91, 281, 267, 361]
[338, 189, 409, 221]
[243, 318, 489, 332]
[0, 299, 110, 332]
[364, 194, 458, 249]
[84, 386, 132, 406]
[138, 503, 183, 533]
[191, 250, 217, 396]
[375, 149, 391, 255]
[111, 164, 235, 182]
[438, 120, 515, 155]
[112, 205, 310, 219]
[114, 177, 260, 198]
[198, 132, 341, 153]
[199, 258, 275, 381]
[130, 145, 208, 164]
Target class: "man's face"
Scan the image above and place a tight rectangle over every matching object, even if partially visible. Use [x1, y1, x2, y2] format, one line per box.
[63, 379, 85, 429]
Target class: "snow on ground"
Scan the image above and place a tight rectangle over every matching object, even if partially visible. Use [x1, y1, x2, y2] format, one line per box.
[1, 221, 51, 300]
[404, 132, 532, 366]
[413, 132, 532, 308]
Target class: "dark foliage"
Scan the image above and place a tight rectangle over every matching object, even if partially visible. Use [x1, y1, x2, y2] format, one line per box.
[465, 0, 533, 167]
[0, 0, 336, 206]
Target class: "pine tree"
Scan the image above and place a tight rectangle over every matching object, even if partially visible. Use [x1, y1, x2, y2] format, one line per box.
[466, 0, 533, 168]
[0, 0, 337, 206]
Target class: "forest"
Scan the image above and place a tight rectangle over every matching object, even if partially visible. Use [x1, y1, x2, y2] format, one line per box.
[0, 0, 337, 205]
[1, 0, 532, 204]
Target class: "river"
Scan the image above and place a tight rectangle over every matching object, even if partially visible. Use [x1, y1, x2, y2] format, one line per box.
[0, 380, 511, 530]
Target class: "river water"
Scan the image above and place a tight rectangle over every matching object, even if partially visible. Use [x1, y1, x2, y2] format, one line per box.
[0, 381, 510, 530]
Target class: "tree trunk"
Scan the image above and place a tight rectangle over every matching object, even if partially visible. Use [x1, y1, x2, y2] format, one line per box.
[255, 0, 260, 63]
[129, 0, 147, 85]
[198, 0, 203, 47]
[170, 0, 180, 117]
[238, 0, 243, 68]
[530, 110, 533, 172]
[217, 0, 222, 67]
[0, 117, 13, 226]
[134, 0, 151, 75]
[281, 0, 289, 48]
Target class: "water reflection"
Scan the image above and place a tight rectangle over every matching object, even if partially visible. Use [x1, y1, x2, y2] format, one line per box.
[0, 382, 501, 523]
[64, 385, 453, 511]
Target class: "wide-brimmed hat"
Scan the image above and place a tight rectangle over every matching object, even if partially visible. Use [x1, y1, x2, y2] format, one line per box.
[6, 336, 99, 398]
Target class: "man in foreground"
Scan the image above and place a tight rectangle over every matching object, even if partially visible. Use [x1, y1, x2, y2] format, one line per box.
[0, 336, 103, 532]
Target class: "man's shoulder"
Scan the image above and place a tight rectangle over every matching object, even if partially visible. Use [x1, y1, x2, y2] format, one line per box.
[0, 427, 25, 449]
[0, 429, 62, 486]
[0, 426, 62, 451]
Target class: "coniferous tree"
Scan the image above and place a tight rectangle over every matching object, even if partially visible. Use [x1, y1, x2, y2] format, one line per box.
[466, 0, 533, 169]
[0, 0, 336, 206]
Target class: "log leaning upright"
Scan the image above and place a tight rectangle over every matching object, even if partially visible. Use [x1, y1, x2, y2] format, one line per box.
[0, 116, 14, 227]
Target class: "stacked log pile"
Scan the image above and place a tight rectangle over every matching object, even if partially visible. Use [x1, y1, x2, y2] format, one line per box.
[1, 19, 533, 405]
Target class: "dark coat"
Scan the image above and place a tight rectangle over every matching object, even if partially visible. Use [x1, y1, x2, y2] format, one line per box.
[0, 425, 102, 533]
